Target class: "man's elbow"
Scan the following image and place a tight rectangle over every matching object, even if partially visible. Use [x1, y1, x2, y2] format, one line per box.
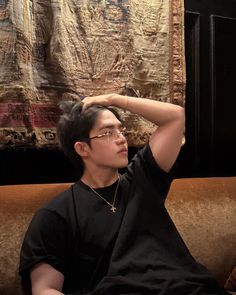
[174, 106, 185, 131]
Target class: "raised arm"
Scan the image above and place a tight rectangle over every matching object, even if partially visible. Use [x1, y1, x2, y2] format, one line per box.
[82, 93, 185, 172]
[30, 262, 64, 295]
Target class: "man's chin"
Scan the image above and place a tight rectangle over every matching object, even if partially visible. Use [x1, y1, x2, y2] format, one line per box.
[117, 159, 129, 168]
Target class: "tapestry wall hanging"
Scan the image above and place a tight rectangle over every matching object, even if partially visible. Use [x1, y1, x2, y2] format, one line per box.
[0, 0, 185, 148]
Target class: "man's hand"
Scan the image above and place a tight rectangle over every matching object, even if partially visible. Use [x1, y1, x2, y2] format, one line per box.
[82, 93, 122, 111]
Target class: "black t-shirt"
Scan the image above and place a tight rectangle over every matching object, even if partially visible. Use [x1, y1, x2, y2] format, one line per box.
[19, 145, 228, 295]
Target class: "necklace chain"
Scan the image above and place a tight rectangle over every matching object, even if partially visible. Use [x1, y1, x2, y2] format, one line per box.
[89, 175, 120, 213]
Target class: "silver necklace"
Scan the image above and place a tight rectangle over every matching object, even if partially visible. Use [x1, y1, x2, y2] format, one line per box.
[89, 176, 120, 213]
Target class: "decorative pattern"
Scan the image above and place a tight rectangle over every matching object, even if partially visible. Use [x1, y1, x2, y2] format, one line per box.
[0, 0, 185, 148]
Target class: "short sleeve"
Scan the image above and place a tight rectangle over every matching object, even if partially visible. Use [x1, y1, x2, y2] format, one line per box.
[19, 208, 71, 278]
[127, 144, 176, 201]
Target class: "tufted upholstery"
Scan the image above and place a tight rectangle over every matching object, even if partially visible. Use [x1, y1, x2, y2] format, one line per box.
[0, 177, 235, 295]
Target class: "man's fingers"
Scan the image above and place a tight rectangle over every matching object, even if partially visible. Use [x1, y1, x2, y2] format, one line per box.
[81, 97, 92, 111]
[80, 93, 115, 111]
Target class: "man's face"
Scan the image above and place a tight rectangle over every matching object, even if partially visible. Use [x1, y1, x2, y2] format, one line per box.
[86, 109, 128, 169]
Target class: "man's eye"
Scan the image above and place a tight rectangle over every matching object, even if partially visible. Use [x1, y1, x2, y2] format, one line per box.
[104, 131, 112, 136]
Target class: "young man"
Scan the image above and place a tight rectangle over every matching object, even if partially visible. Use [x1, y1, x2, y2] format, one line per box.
[19, 93, 229, 295]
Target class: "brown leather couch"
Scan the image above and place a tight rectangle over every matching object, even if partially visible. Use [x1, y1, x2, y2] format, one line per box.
[0, 177, 236, 295]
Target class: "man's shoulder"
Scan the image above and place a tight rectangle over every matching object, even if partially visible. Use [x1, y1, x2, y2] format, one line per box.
[41, 184, 76, 214]
[125, 144, 151, 173]
[41, 181, 91, 216]
[124, 143, 175, 198]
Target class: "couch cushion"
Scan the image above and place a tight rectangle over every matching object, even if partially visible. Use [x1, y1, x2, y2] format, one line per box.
[166, 177, 236, 286]
[0, 177, 235, 294]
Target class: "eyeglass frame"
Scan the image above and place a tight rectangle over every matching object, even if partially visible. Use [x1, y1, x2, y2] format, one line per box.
[79, 127, 128, 142]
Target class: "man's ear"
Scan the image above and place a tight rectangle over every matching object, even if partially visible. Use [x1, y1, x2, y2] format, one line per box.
[74, 141, 90, 157]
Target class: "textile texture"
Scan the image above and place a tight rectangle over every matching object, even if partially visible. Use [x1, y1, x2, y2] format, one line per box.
[0, 0, 185, 148]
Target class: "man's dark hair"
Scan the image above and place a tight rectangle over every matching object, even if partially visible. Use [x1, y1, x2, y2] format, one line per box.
[57, 100, 122, 177]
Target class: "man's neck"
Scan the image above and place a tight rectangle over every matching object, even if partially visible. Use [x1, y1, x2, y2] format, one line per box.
[81, 169, 119, 188]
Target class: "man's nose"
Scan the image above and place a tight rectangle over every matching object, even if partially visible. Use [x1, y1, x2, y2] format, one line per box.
[114, 130, 127, 142]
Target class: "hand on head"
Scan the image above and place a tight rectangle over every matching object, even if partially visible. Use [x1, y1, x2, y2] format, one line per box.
[81, 93, 117, 111]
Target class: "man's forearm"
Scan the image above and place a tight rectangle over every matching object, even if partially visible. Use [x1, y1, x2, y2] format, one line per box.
[110, 94, 184, 127]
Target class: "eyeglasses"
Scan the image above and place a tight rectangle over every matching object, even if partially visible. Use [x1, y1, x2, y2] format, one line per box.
[87, 127, 127, 141]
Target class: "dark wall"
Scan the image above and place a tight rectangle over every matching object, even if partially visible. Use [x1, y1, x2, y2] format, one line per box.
[0, 148, 75, 185]
[0, 147, 138, 185]
[1, 0, 236, 184]
[179, 0, 236, 177]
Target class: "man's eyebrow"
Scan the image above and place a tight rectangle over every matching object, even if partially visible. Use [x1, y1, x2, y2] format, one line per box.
[98, 123, 122, 131]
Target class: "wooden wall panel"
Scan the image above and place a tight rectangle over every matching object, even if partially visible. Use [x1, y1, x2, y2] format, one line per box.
[179, 11, 201, 176]
[179, 0, 236, 177]
[210, 15, 236, 174]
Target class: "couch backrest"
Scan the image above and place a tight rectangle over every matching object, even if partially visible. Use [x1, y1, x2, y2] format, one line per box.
[0, 177, 235, 294]
[0, 183, 72, 295]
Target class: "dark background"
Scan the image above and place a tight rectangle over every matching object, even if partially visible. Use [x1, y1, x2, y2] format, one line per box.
[1, 0, 236, 185]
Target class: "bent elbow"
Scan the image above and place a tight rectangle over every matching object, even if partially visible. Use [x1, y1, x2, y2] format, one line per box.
[175, 106, 185, 129]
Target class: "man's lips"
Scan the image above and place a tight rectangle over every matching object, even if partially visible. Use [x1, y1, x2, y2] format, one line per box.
[118, 148, 128, 154]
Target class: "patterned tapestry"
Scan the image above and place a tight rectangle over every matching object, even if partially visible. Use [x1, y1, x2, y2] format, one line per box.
[0, 0, 185, 148]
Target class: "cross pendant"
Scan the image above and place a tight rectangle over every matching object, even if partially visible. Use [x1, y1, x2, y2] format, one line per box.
[110, 206, 116, 213]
